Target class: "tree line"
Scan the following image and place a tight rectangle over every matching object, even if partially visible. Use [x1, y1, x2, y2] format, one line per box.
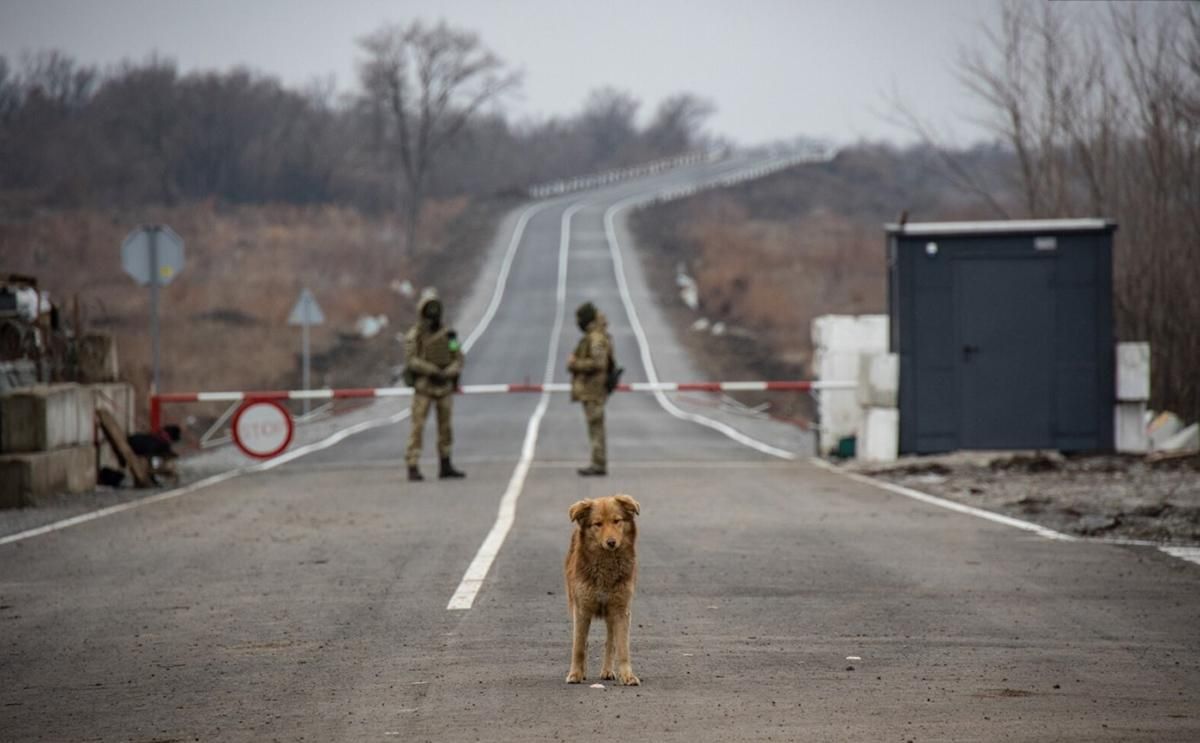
[0, 20, 715, 230]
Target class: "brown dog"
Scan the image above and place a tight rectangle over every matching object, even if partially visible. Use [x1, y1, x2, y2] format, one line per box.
[564, 494, 641, 685]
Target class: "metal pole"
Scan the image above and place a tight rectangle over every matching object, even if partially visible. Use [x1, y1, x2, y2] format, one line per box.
[149, 225, 161, 395]
[301, 316, 311, 415]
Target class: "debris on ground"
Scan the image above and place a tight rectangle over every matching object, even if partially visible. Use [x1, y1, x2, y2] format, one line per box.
[853, 451, 1200, 544]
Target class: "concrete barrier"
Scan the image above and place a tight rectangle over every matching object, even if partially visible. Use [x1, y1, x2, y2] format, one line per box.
[78, 333, 120, 383]
[1114, 401, 1149, 454]
[0, 384, 94, 453]
[857, 407, 899, 463]
[0, 444, 96, 508]
[856, 352, 898, 409]
[1116, 342, 1150, 402]
[812, 314, 889, 455]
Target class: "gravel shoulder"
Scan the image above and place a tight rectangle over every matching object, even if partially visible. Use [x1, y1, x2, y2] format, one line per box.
[849, 450, 1200, 545]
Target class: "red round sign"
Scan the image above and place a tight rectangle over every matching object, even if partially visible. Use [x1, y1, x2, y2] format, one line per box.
[232, 400, 294, 459]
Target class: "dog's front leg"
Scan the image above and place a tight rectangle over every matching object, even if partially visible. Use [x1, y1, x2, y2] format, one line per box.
[600, 612, 616, 680]
[611, 606, 640, 686]
[566, 606, 591, 683]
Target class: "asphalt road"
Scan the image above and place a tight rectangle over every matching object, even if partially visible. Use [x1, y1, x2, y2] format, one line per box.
[2, 156, 1199, 742]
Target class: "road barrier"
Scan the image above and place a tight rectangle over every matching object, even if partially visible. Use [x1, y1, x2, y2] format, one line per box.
[526, 151, 719, 199]
[150, 380, 856, 433]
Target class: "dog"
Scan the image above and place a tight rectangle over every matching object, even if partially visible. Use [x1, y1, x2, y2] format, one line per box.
[564, 493, 641, 686]
[126, 424, 181, 485]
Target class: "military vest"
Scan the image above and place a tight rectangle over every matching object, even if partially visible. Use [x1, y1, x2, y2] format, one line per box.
[425, 329, 453, 368]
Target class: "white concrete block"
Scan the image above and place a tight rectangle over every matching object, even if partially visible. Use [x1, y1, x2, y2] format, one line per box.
[854, 315, 890, 354]
[815, 350, 864, 455]
[812, 314, 889, 353]
[1, 384, 94, 453]
[857, 407, 899, 462]
[1116, 342, 1150, 401]
[1114, 401, 1148, 454]
[857, 353, 899, 408]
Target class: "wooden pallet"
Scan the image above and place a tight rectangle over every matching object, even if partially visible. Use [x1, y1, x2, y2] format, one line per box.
[96, 408, 152, 488]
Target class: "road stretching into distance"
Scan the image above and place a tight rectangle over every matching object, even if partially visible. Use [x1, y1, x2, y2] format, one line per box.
[2, 155, 1198, 741]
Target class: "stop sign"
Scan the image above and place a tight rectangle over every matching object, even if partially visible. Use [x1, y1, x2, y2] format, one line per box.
[232, 400, 294, 459]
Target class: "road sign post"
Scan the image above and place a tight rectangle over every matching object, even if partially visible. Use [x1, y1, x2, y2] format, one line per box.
[288, 288, 325, 415]
[121, 224, 184, 396]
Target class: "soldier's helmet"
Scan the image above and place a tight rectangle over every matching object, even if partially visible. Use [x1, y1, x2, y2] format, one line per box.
[575, 301, 597, 331]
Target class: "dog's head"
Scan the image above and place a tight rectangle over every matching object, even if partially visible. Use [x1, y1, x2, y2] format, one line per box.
[569, 494, 640, 552]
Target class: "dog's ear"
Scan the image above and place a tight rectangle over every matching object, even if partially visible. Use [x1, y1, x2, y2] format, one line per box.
[613, 493, 640, 517]
[568, 499, 592, 524]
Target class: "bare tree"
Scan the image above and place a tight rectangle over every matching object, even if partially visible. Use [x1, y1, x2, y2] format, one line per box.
[577, 87, 641, 167]
[950, 0, 1200, 423]
[357, 20, 520, 257]
[645, 93, 715, 156]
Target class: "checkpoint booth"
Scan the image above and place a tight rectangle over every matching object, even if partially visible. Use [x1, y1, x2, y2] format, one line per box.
[885, 219, 1117, 455]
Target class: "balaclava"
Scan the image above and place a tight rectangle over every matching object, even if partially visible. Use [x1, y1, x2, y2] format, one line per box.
[575, 302, 597, 332]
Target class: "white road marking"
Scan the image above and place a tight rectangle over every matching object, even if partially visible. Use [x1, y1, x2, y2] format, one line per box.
[447, 203, 580, 610]
[0, 200, 551, 548]
[603, 192, 797, 460]
[0, 409, 412, 548]
[1160, 546, 1200, 567]
[807, 457, 1076, 541]
[816, 460, 1200, 566]
[461, 202, 551, 353]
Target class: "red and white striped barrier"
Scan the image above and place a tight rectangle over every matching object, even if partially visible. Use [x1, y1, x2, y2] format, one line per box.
[150, 380, 855, 431]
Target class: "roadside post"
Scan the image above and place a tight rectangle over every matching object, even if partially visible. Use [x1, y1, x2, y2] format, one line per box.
[287, 288, 324, 415]
[121, 224, 185, 398]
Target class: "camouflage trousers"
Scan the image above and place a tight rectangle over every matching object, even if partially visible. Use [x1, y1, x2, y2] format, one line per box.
[407, 393, 453, 466]
[582, 399, 606, 468]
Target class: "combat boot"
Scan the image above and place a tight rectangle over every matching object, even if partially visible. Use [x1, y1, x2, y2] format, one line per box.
[439, 457, 465, 479]
[408, 465, 424, 482]
[577, 465, 607, 477]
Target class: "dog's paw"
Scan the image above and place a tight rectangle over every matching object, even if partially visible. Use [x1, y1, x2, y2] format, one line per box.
[618, 671, 640, 686]
[600, 669, 616, 680]
[565, 670, 585, 684]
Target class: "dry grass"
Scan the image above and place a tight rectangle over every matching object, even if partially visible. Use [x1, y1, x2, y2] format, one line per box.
[632, 183, 887, 421]
[1, 197, 509, 428]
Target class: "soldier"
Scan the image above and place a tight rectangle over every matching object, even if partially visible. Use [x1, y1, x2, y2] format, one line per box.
[404, 288, 465, 481]
[567, 301, 612, 477]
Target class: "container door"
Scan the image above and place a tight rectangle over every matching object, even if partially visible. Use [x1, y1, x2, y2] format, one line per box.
[955, 258, 1054, 449]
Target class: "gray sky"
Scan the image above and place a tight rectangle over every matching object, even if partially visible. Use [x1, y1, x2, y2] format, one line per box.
[0, 0, 1010, 146]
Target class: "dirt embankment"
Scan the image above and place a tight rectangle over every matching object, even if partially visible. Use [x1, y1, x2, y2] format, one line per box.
[1, 196, 515, 430]
[861, 451, 1200, 544]
[628, 150, 981, 422]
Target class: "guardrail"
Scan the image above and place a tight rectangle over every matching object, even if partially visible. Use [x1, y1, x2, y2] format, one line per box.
[634, 146, 834, 208]
[527, 150, 722, 199]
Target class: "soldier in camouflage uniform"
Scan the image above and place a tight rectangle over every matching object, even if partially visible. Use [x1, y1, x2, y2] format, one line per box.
[404, 289, 465, 481]
[567, 301, 612, 476]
